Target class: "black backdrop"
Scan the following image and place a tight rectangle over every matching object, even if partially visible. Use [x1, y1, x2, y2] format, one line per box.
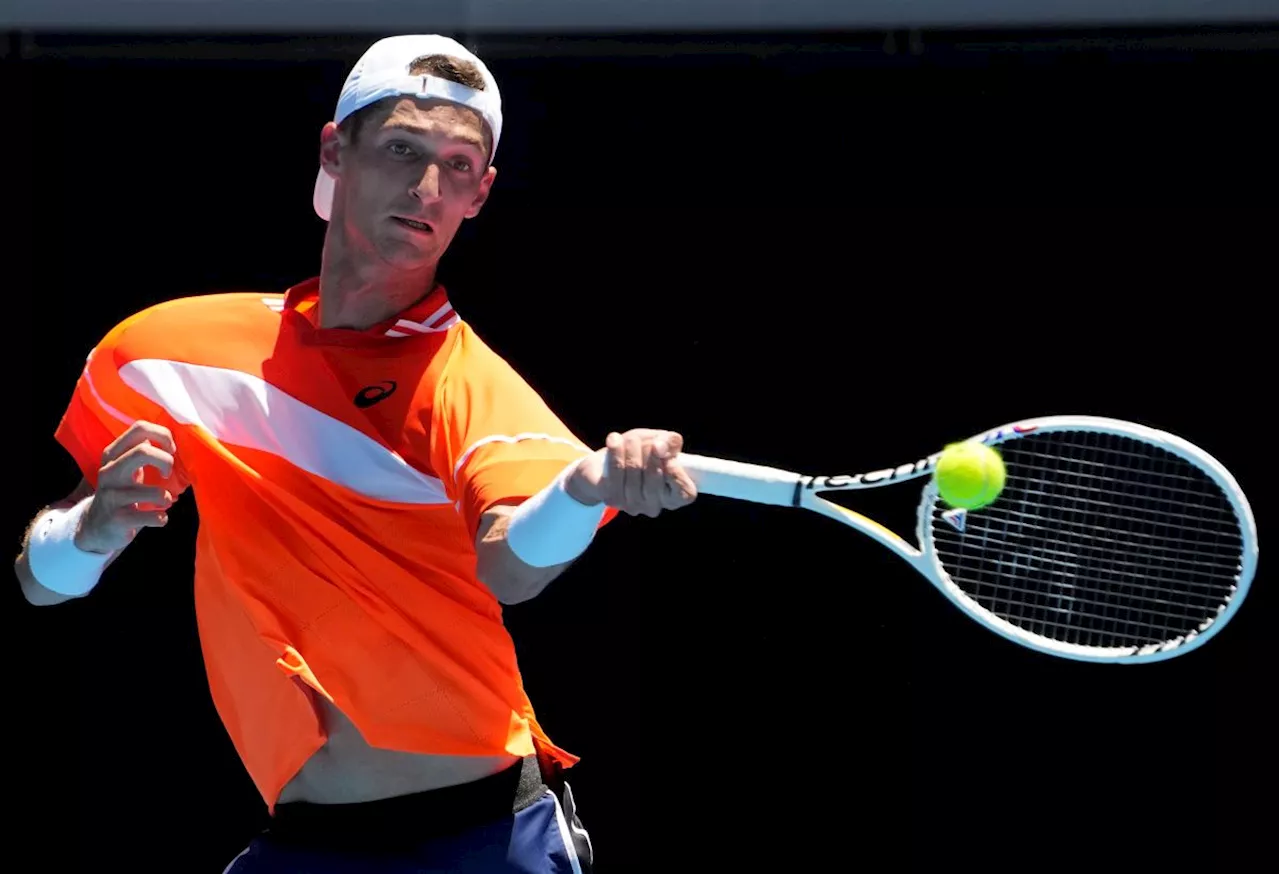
[7, 25, 1276, 873]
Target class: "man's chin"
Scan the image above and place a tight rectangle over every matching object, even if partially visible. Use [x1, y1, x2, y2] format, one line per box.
[378, 235, 442, 270]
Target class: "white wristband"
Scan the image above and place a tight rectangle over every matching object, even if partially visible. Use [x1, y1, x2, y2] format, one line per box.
[505, 459, 607, 568]
[27, 498, 114, 596]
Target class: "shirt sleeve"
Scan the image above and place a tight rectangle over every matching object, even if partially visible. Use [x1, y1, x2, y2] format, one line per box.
[431, 325, 618, 542]
[53, 311, 191, 493]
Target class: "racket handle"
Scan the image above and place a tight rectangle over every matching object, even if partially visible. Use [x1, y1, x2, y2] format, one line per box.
[675, 453, 802, 507]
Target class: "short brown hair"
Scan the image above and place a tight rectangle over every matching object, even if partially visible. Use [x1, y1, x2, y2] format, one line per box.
[338, 54, 489, 147]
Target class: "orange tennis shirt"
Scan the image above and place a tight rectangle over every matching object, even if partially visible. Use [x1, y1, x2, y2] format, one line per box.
[53, 278, 616, 812]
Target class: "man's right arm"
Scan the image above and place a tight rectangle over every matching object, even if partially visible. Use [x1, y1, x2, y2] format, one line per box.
[15, 422, 179, 607]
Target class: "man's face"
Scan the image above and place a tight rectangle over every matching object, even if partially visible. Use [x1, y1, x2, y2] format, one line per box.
[321, 97, 496, 271]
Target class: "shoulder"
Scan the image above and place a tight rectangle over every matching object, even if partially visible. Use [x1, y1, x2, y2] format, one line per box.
[440, 320, 521, 374]
[94, 292, 283, 360]
[431, 319, 567, 427]
[112, 291, 280, 335]
[434, 320, 540, 394]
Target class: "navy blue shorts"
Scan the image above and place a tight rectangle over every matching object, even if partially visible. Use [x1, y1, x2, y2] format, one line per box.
[223, 756, 593, 873]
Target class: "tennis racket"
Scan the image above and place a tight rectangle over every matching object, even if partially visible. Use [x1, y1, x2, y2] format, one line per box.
[676, 415, 1257, 664]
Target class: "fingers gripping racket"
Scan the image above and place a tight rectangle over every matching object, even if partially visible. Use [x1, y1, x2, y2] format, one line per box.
[677, 416, 1257, 664]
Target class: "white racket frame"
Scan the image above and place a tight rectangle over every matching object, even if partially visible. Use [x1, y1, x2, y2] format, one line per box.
[678, 415, 1258, 664]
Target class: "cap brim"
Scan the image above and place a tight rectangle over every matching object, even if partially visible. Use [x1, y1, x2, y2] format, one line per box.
[313, 168, 335, 221]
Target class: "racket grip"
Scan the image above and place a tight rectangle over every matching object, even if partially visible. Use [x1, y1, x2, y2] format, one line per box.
[676, 453, 802, 507]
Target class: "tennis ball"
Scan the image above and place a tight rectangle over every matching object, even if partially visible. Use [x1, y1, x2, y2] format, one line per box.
[935, 441, 1006, 510]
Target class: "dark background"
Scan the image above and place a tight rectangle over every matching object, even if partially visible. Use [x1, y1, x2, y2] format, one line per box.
[6, 22, 1275, 873]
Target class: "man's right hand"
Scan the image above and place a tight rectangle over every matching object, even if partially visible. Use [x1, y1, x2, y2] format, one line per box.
[564, 428, 697, 517]
[75, 421, 180, 555]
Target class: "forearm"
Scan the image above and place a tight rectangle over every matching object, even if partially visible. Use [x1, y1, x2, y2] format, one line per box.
[473, 457, 607, 605]
[474, 506, 577, 604]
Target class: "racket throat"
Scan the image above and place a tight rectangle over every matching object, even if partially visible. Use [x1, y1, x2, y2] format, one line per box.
[939, 508, 968, 532]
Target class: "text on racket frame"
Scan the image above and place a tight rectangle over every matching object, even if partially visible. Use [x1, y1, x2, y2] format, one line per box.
[798, 423, 1037, 492]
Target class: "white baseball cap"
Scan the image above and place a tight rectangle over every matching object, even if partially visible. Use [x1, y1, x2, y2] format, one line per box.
[313, 34, 503, 221]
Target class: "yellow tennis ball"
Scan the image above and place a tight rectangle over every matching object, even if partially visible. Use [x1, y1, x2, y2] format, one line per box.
[935, 441, 1006, 510]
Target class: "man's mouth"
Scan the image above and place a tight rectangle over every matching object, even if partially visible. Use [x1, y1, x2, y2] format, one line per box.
[394, 217, 433, 233]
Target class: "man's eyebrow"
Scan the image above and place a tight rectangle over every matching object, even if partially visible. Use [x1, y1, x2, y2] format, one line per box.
[382, 122, 485, 151]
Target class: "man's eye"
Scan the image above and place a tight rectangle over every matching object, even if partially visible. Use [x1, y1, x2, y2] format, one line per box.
[388, 143, 415, 157]
[451, 159, 472, 172]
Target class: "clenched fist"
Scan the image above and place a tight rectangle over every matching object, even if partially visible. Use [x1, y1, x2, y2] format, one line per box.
[76, 421, 181, 554]
[565, 428, 697, 518]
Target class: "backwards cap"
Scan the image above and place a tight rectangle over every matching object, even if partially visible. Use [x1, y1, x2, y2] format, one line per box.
[313, 34, 503, 221]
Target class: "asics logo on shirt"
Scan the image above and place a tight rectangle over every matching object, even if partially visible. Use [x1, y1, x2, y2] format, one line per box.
[354, 381, 397, 408]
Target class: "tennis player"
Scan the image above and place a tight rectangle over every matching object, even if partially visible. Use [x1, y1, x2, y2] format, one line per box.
[15, 34, 696, 872]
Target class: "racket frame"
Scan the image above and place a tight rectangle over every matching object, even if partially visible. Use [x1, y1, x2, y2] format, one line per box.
[679, 415, 1258, 664]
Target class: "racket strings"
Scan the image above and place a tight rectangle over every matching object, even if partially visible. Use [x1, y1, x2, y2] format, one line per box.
[967, 514, 1240, 587]
[1011, 463, 1236, 527]
[930, 430, 1243, 651]
[949, 575, 1217, 625]
[986, 504, 1240, 575]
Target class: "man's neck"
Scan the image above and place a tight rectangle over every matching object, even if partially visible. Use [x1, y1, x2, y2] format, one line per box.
[317, 230, 438, 331]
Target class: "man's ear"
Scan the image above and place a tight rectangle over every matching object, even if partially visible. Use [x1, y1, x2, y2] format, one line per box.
[319, 121, 343, 180]
[465, 165, 498, 219]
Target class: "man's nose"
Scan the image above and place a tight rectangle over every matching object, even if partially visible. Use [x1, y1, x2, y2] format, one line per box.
[411, 162, 442, 202]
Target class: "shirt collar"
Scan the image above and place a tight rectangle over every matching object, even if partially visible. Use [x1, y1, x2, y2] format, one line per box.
[281, 277, 458, 339]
